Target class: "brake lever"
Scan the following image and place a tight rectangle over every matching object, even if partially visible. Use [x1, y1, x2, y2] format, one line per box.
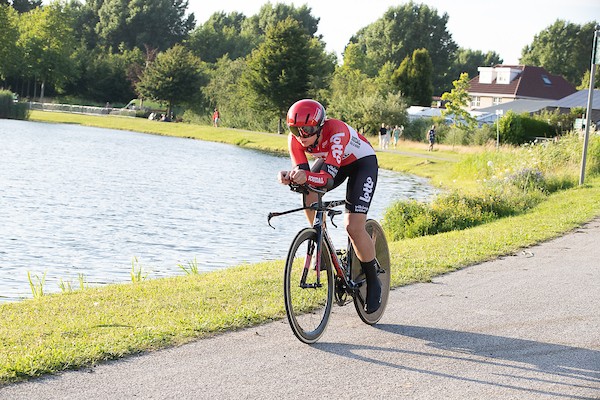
[328, 209, 342, 228]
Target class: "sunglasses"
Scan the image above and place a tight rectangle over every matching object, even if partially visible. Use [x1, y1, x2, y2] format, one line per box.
[289, 125, 320, 138]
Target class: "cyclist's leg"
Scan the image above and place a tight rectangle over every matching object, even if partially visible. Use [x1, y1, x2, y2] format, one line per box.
[343, 156, 381, 314]
[345, 213, 374, 262]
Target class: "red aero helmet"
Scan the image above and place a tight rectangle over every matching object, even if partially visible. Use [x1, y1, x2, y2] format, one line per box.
[286, 99, 326, 128]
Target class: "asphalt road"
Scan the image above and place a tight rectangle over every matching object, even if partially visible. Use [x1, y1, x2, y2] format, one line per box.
[2, 219, 599, 399]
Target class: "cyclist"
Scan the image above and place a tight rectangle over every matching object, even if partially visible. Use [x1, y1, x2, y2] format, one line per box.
[277, 99, 381, 314]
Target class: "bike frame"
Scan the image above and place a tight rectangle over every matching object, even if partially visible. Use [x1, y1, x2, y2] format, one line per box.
[300, 195, 363, 296]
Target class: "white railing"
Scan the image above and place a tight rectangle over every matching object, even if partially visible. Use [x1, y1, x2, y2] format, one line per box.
[29, 102, 137, 117]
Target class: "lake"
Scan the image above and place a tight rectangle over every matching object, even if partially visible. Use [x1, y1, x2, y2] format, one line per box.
[0, 119, 437, 302]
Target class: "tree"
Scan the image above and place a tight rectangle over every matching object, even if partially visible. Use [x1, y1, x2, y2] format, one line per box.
[520, 20, 598, 86]
[392, 48, 434, 106]
[16, 2, 76, 100]
[0, 5, 19, 81]
[95, 0, 195, 52]
[449, 48, 503, 79]
[201, 56, 265, 130]
[3, 0, 41, 13]
[136, 44, 207, 116]
[243, 17, 334, 132]
[341, 43, 376, 76]
[349, 1, 457, 94]
[441, 72, 476, 129]
[65, 46, 144, 103]
[326, 65, 407, 134]
[242, 2, 320, 39]
[577, 69, 600, 90]
[186, 11, 253, 63]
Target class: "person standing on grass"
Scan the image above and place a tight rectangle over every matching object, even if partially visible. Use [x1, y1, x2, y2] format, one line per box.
[427, 125, 436, 151]
[213, 108, 220, 127]
[379, 123, 387, 150]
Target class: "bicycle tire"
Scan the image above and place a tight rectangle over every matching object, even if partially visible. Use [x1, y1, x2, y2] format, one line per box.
[283, 228, 334, 344]
[350, 219, 391, 325]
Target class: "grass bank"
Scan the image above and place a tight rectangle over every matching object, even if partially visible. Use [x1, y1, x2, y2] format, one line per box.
[1, 112, 598, 384]
[28, 111, 460, 178]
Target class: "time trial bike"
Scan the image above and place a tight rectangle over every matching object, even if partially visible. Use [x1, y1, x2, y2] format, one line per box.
[268, 184, 390, 344]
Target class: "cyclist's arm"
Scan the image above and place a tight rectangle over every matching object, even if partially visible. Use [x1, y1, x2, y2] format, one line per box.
[289, 136, 338, 188]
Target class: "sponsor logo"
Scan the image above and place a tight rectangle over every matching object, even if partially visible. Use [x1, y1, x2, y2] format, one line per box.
[308, 175, 325, 185]
[354, 204, 369, 213]
[326, 164, 339, 177]
[330, 133, 345, 164]
[359, 176, 374, 203]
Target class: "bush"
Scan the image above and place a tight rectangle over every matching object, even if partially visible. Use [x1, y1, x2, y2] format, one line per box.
[0, 90, 29, 120]
[498, 111, 553, 145]
[382, 185, 543, 241]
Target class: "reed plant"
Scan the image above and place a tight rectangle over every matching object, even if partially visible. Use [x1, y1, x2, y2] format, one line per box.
[58, 274, 88, 293]
[178, 258, 200, 275]
[26, 271, 46, 299]
[130, 257, 149, 282]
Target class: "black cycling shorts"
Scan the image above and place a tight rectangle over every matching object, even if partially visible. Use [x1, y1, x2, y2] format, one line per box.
[312, 155, 378, 214]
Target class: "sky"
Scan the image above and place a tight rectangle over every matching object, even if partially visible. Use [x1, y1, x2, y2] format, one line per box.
[187, 0, 599, 65]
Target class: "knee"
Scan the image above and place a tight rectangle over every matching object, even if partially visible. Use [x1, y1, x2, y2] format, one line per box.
[345, 221, 363, 240]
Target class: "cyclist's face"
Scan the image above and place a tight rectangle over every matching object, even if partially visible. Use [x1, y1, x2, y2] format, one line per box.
[295, 133, 319, 147]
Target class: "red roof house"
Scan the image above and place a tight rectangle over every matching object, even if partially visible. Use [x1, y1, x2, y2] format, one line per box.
[467, 65, 577, 110]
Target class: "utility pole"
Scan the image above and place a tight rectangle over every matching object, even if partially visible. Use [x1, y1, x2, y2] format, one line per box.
[580, 24, 600, 185]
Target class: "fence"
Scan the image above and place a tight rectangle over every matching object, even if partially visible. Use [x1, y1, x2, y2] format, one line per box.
[29, 102, 137, 117]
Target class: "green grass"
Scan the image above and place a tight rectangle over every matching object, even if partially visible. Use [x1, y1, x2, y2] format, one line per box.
[0, 111, 598, 384]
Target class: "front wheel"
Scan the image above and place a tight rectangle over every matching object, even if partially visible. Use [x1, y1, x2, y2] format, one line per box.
[350, 219, 391, 325]
[284, 228, 334, 344]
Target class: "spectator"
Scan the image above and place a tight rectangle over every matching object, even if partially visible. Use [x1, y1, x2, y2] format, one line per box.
[213, 108, 220, 127]
[379, 123, 387, 150]
[427, 125, 436, 151]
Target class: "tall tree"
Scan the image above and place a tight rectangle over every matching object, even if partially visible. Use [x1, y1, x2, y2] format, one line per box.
[349, 1, 457, 94]
[520, 19, 598, 86]
[243, 17, 334, 132]
[242, 2, 319, 39]
[393, 48, 434, 106]
[341, 42, 376, 76]
[3, 0, 41, 13]
[65, 46, 144, 103]
[95, 0, 195, 52]
[186, 11, 253, 63]
[136, 44, 207, 115]
[448, 48, 503, 80]
[0, 5, 19, 80]
[16, 2, 76, 100]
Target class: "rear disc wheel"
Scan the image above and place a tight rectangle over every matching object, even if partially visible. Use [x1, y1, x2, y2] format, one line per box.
[350, 219, 391, 325]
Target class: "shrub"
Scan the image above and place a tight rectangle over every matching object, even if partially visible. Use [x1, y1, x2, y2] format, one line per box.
[0, 90, 29, 120]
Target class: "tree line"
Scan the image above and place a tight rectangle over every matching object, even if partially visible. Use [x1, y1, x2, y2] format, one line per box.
[0, 0, 597, 134]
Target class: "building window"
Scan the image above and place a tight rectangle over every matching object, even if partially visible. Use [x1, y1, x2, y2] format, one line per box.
[541, 75, 552, 86]
[471, 96, 480, 107]
[493, 97, 502, 105]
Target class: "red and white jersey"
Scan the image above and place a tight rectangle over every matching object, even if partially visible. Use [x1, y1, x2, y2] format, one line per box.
[288, 119, 375, 187]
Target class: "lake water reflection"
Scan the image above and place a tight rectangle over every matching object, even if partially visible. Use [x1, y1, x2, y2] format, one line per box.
[0, 119, 438, 302]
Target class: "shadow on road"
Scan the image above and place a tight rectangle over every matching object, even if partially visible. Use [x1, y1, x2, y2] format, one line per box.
[314, 324, 600, 399]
